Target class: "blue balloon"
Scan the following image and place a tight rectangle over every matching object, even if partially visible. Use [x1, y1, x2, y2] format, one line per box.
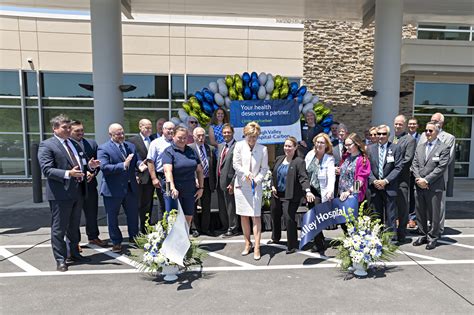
[297, 86, 307, 96]
[195, 91, 204, 104]
[242, 72, 250, 84]
[297, 95, 304, 103]
[323, 127, 330, 134]
[213, 104, 219, 111]
[250, 80, 259, 93]
[287, 94, 294, 100]
[203, 90, 214, 104]
[202, 101, 213, 115]
[321, 115, 334, 127]
[251, 94, 258, 100]
[243, 86, 252, 100]
[251, 71, 258, 82]
[290, 82, 299, 95]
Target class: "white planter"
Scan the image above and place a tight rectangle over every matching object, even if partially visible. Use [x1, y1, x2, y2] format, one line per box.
[352, 262, 368, 277]
[161, 264, 179, 281]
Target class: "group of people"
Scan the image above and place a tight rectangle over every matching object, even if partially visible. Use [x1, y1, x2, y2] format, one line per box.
[38, 109, 454, 272]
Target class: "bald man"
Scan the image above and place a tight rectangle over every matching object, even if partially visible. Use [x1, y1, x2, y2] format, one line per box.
[98, 123, 146, 253]
[128, 119, 155, 234]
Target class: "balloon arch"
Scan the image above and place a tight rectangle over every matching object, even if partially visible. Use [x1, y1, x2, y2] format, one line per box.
[174, 72, 333, 133]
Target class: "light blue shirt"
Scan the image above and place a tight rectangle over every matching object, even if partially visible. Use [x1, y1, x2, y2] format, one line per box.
[146, 136, 172, 172]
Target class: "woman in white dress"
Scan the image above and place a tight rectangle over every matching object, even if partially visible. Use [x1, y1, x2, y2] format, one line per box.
[233, 122, 268, 260]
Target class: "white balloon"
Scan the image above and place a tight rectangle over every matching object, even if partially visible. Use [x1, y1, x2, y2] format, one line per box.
[264, 94, 271, 100]
[218, 82, 228, 97]
[257, 86, 266, 100]
[302, 103, 314, 115]
[178, 108, 189, 121]
[171, 117, 182, 126]
[311, 95, 319, 104]
[303, 91, 313, 104]
[216, 78, 226, 86]
[265, 79, 274, 94]
[214, 93, 225, 106]
[266, 73, 273, 82]
[179, 122, 187, 128]
[258, 72, 267, 85]
[208, 82, 218, 94]
[298, 104, 303, 113]
[225, 96, 232, 108]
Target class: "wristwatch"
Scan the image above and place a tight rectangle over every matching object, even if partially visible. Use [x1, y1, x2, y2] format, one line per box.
[305, 188, 311, 193]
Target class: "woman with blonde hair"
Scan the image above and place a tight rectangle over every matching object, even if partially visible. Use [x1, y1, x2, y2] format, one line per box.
[233, 122, 269, 260]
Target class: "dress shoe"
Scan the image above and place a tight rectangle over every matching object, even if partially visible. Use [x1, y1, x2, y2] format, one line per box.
[413, 238, 428, 247]
[241, 244, 253, 256]
[89, 238, 108, 247]
[253, 248, 261, 261]
[191, 230, 200, 238]
[56, 262, 68, 272]
[222, 230, 238, 238]
[66, 254, 92, 264]
[112, 244, 122, 253]
[267, 239, 279, 245]
[396, 238, 411, 246]
[285, 248, 297, 255]
[425, 240, 437, 250]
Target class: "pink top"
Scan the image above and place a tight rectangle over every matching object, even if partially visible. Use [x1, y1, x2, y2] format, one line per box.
[355, 155, 371, 203]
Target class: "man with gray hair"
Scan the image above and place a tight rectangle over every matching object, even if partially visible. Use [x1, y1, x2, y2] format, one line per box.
[418, 112, 455, 234]
[147, 121, 175, 219]
[189, 127, 216, 237]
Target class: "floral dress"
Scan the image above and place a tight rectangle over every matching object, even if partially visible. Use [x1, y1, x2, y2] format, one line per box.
[338, 154, 359, 193]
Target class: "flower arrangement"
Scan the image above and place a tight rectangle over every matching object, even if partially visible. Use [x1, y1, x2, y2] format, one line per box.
[133, 210, 206, 273]
[261, 170, 273, 208]
[332, 202, 398, 272]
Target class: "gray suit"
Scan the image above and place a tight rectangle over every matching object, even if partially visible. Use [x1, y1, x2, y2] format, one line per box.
[38, 136, 87, 263]
[419, 129, 455, 233]
[411, 139, 450, 241]
[393, 133, 416, 240]
[216, 139, 238, 233]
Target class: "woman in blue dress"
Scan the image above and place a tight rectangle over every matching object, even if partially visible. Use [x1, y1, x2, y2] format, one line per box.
[208, 108, 230, 147]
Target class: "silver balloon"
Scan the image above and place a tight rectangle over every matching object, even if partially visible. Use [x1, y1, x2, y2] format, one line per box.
[258, 72, 267, 85]
[303, 91, 313, 104]
[178, 108, 189, 121]
[225, 96, 232, 108]
[264, 94, 271, 100]
[209, 82, 219, 94]
[266, 73, 273, 82]
[311, 95, 320, 104]
[265, 79, 274, 94]
[302, 103, 314, 115]
[257, 86, 266, 100]
[216, 78, 226, 86]
[171, 117, 182, 126]
[214, 93, 225, 106]
[218, 82, 228, 97]
[298, 103, 303, 113]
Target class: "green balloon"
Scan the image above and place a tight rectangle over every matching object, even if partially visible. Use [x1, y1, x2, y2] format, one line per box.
[238, 94, 244, 101]
[271, 89, 280, 99]
[280, 86, 289, 99]
[274, 75, 282, 89]
[182, 103, 191, 114]
[235, 80, 243, 93]
[229, 87, 237, 100]
[225, 75, 234, 88]
[282, 77, 289, 87]
[233, 74, 241, 84]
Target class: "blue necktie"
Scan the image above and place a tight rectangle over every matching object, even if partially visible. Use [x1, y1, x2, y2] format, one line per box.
[119, 144, 126, 159]
[200, 145, 209, 177]
[378, 145, 385, 179]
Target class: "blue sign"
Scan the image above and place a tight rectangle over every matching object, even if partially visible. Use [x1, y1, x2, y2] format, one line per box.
[299, 196, 359, 250]
[230, 99, 301, 144]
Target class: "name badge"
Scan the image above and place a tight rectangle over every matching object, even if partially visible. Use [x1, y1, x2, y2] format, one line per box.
[82, 158, 87, 165]
[318, 168, 326, 180]
[302, 126, 308, 130]
[387, 156, 394, 163]
[432, 156, 440, 162]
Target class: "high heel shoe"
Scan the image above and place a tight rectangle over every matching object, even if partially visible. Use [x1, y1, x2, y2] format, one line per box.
[253, 247, 261, 261]
[241, 243, 253, 256]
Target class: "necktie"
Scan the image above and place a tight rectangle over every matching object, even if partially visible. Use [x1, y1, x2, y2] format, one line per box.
[218, 144, 228, 177]
[200, 145, 209, 177]
[144, 137, 150, 150]
[426, 142, 433, 161]
[65, 140, 80, 169]
[378, 145, 385, 179]
[119, 144, 127, 159]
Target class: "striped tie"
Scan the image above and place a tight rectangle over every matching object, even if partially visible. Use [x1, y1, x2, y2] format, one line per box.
[200, 145, 209, 177]
[378, 145, 385, 179]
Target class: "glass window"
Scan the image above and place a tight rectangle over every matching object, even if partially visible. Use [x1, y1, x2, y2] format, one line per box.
[124, 110, 169, 134]
[171, 100, 183, 109]
[415, 83, 469, 107]
[0, 71, 20, 96]
[42, 72, 93, 98]
[443, 116, 472, 139]
[123, 74, 169, 99]
[42, 99, 94, 107]
[414, 106, 473, 116]
[24, 71, 38, 96]
[418, 30, 470, 41]
[187, 75, 221, 98]
[0, 160, 25, 176]
[124, 100, 168, 109]
[0, 108, 22, 132]
[172, 75, 185, 99]
[419, 25, 470, 30]
[455, 140, 471, 163]
[454, 163, 469, 177]
[0, 98, 21, 106]
[43, 109, 94, 133]
[26, 108, 39, 133]
[0, 134, 24, 158]
[26, 99, 38, 107]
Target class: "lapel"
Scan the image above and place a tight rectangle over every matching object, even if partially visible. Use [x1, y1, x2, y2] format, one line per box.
[111, 140, 125, 162]
[137, 134, 147, 155]
[82, 139, 92, 159]
[424, 140, 439, 166]
[222, 141, 235, 165]
[53, 136, 75, 168]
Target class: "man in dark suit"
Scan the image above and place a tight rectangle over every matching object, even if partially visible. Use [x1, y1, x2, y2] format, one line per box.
[407, 117, 421, 229]
[411, 121, 450, 250]
[151, 117, 166, 141]
[128, 119, 155, 234]
[70, 120, 106, 247]
[189, 127, 216, 237]
[368, 124, 402, 239]
[38, 114, 100, 272]
[98, 123, 146, 253]
[216, 123, 239, 237]
[392, 115, 416, 244]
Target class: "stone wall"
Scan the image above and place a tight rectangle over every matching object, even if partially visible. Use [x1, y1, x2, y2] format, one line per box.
[303, 21, 417, 135]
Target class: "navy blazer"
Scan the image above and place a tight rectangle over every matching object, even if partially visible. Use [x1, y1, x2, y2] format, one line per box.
[38, 136, 87, 201]
[271, 155, 310, 202]
[368, 142, 403, 196]
[97, 140, 141, 198]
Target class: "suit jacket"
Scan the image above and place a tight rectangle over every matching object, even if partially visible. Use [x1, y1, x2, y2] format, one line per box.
[97, 140, 141, 198]
[72, 137, 99, 187]
[368, 142, 403, 196]
[216, 140, 236, 191]
[419, 130, 455, 163]
[333, 142, 347, 166]
[38, 136, 87, 201]
[128, 134, 151, 185]
[410, 139, 450, 192]
[233, 140, 269, 186]
[272, 155, 310, 203]
[394, 133, 416, 184]
[189, 142, 216, 191]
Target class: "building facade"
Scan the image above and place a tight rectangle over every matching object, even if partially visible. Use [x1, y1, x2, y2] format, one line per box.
[0, 13, 473, 178]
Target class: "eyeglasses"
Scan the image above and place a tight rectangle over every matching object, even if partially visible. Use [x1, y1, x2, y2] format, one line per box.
[425, 129, 434, 133]
[189, 121, 198, 124]
[370, 133, 377, 137]
[344, 143, 354, 148]
[377, 132, 388, 136]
